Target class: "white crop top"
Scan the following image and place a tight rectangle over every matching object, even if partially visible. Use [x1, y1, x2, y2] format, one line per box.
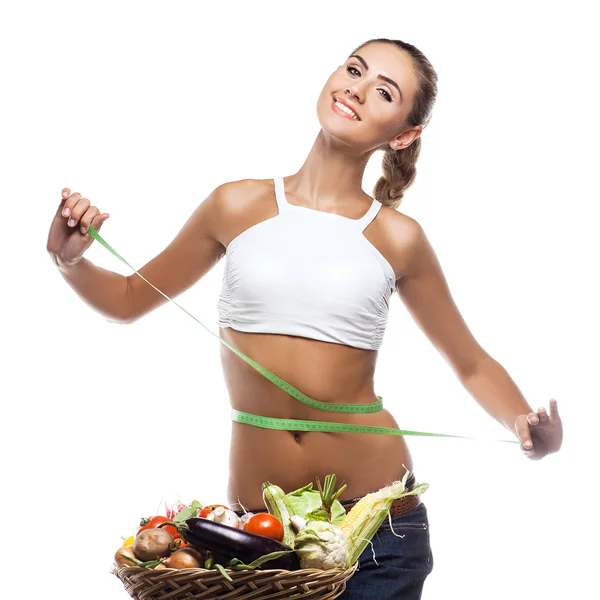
[217, 177, 397, 350]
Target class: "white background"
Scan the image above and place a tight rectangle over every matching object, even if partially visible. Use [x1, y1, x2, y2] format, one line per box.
[1, 1, 598, 598]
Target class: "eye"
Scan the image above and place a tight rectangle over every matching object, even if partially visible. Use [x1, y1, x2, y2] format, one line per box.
[346, 66, 393, 102]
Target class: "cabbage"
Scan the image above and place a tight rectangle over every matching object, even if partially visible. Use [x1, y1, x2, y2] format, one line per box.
[285, 482, 346, 525]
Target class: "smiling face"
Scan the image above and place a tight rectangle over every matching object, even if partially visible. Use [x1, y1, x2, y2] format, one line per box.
[317, 42, 422, 153]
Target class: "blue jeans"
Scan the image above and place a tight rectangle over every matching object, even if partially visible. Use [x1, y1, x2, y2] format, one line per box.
[338, 502, 433, 599]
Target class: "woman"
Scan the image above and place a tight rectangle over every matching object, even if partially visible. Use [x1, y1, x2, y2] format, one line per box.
[46, 37, 563, 599]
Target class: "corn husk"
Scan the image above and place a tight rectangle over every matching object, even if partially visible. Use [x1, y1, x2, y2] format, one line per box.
[340, 470, 429, 565]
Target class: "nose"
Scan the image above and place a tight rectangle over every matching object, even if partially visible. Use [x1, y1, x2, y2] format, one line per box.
[345, 84, 364, 104]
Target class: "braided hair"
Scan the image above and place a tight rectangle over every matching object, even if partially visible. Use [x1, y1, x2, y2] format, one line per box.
[351, 38, 438, 209]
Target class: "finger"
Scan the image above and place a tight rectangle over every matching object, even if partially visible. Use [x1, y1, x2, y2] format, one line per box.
[79, 206, 100, 234]
[90, 212, 110, 233]
[62, 192, 81, 218]
[537, 407, 548, 424]
[527, 411, 539, 426]
[515, 414, 533, 449]
[523, 433, 547, 460]
[549, 398, 559, 418]
[56, 188, 71, 215]
[521, 443, 542, 460]
[67, 197, 91, 227]
[520, 442, 536, 455]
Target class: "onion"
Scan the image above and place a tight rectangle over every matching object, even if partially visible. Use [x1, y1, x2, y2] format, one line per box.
[114, 545, 138, 567]
[165, 548, 204, 569]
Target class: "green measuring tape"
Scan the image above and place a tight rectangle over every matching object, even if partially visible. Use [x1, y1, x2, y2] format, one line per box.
[87, 224, 518, 444]
[231, 409, 518, 442]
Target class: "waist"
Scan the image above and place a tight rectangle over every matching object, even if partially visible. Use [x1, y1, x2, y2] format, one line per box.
[219, 325, 380, 407]
[231, 407, 414, 436]
[340, 472, 420, 517]
[232, 472, 420, 518]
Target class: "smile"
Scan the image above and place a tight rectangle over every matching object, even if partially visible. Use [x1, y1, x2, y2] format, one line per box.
[331, 99, 360, 121]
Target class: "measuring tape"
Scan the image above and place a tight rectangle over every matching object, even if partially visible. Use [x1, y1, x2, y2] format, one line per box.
[231, 409, 520, 442]
[88, 224, 519, 444]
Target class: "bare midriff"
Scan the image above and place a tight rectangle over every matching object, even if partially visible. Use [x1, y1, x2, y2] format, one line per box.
[220, 325, 414, 512]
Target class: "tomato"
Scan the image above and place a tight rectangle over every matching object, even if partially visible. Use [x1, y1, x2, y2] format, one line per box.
[137, 515, 179, 539]
[198, 504, 230, 518]
[242, 513, 284, 542]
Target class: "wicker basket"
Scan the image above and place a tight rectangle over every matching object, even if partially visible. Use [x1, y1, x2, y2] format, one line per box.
[113, 562, 359, 600]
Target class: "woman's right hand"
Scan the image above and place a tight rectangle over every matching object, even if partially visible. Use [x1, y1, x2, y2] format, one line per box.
[47, 188, 110, 268]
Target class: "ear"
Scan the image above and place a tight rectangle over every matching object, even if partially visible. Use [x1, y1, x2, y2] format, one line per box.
[389, 125, 423, 151]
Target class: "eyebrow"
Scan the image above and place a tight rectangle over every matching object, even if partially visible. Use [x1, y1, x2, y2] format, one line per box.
[348, 54, 403, 101]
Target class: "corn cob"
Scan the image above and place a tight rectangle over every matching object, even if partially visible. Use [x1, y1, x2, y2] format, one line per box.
[339, 476, 429, 565]
[339, 492, 384, 536]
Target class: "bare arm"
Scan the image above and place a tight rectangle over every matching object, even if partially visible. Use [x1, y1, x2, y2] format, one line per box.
[394, 219, 535, 433]
[48, 183, 233, 323]
[55, 257, 131, 323]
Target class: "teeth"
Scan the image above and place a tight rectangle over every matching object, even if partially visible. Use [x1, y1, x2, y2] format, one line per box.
[335, 100, 359, 120]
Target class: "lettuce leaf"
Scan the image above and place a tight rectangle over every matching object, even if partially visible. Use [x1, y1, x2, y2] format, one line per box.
[173, 500, 203, 523]
[285, 483, 346, 525]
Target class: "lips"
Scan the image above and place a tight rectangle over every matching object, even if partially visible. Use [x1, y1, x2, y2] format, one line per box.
[332, 96, 361, 120]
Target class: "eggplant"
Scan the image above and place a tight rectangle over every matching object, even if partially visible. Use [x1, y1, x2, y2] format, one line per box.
[181, 518, 300, 571]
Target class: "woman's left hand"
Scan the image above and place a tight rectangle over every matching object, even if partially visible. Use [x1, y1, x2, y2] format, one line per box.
[514, 399, 563, 460]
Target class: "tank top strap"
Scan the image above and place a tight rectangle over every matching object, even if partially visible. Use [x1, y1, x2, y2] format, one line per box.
[273, 177, 289, 213]
[353, 197, 382, 232]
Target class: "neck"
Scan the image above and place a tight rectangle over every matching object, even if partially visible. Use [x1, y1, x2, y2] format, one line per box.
[286, 129, 379, 213]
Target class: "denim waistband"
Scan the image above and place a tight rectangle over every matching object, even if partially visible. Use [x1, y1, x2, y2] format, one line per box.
[232, 472, 417, 517]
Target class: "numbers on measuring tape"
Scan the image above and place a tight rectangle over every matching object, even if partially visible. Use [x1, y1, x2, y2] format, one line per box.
[232, 409, 405, 435]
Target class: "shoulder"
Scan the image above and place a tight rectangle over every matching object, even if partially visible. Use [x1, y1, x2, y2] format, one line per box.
[210, 177, 274, 217]
[212, 177, 272, 205]
[376, 204, 427, 279]
[378, 204, 423, 238]
[207, 178, 276, 247]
